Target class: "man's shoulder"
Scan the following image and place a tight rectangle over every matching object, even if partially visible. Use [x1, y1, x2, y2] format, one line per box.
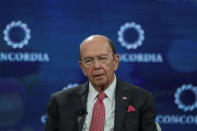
[53, 86, 78, 97]
[52, 82, 88, 99]
[118, 78, 152, 97]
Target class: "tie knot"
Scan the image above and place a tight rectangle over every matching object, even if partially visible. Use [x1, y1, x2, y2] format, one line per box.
[98, 92, 106, 100]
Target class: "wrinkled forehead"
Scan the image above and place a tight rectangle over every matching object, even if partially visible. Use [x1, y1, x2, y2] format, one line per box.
[79, 35, 115, 60]
[80, 38, 112, 58]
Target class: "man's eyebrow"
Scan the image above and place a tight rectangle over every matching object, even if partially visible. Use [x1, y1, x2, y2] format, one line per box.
[98, 55, 109, 58]
[83, 57, 93, 60]
[83, 53, 110, 60]
[98, 54, 109, 57]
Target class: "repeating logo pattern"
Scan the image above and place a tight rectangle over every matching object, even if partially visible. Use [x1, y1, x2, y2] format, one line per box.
[3, 20, 31, 49]
[174, 84, 197, 112]
[118, 22, 145, 50]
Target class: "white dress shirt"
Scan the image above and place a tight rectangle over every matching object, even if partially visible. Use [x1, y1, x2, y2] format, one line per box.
[82, 75, 117, 131]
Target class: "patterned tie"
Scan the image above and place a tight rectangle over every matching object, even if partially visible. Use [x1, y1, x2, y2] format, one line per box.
[89, 92, 106, 131]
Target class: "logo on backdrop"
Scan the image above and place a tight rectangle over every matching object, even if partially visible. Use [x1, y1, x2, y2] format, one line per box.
[156, 84, 197, 125]
[41, 114, 47, 124]
[118, 22, 144, 50]
[3, 21, 31, 49]
[174, 84, 197, 112]
[1, 20, 49, 62]
[117, 22, 163, 63]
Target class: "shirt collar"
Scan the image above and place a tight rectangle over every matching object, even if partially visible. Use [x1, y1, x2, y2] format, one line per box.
[88, 74, 117, 102]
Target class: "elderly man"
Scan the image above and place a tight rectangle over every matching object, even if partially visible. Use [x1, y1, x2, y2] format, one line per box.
[45, 35, 158, 131]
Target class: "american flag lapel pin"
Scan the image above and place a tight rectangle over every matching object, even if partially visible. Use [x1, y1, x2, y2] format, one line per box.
[122, 96, 127, 101]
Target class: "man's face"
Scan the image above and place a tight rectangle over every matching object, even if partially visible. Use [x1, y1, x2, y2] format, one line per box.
[79, 36, 120, 90]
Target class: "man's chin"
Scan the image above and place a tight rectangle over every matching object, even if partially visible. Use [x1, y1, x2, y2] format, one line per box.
[93, 81, 108, 88]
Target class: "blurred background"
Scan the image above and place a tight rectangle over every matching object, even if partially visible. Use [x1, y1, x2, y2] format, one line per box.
[0, 0, 197, 130]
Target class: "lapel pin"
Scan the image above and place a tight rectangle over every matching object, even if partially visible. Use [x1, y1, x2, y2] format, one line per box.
[122, 96, 128, 101]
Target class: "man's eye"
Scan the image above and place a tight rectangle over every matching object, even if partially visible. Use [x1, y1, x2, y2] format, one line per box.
[99, 57, 108, 62]
[85, 59, 92, 63]
[100, 57, 107, 60]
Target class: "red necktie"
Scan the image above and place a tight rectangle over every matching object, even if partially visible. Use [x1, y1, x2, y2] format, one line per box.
[89, 92, 106, 131]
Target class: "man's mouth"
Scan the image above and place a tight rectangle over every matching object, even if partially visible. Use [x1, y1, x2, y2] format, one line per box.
[93, 74, 104, 78]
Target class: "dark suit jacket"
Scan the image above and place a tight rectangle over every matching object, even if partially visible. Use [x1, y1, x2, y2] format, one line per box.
[45, 78, 157, 131]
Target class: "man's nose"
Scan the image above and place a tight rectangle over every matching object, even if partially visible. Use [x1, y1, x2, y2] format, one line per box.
[93, 59, 101, 69]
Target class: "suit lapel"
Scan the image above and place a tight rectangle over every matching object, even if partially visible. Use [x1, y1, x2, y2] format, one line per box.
[114, 78, 130, 131]
[75, 78, 132, 131]
[75, 82, 89, 131]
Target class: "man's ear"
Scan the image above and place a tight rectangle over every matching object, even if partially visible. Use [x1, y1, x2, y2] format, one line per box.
[78, 60, 87, 76]
[114, 54, 120, 71]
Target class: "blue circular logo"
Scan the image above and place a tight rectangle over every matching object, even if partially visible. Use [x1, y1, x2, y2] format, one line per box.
[41, 114, 47, 124]
[118, 22, 145, 50]
[3, 21, 31, 49]
[174, 84, 197, 112]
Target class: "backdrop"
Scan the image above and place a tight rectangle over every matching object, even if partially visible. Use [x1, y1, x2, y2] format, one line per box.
[0, 0, 197, 131]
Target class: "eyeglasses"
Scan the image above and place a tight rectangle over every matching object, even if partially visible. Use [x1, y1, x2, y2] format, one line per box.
[82, 55, 114, 67]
